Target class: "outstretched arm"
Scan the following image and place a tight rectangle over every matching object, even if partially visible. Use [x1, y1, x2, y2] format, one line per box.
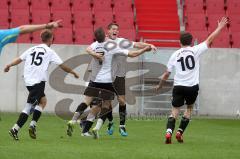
[128, 46, 152, 57]
[155, 71, 171, 91]
[59, 64, 79, 79]
[134, 42, 157, 51]
[205, 17, 228, 47]
[4, 58, 22, 72]
[18, 20, 62, 35]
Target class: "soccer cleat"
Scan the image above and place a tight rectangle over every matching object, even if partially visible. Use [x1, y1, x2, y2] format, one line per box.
[67, 121, 74, 137]
[9, 129, 19, 140]
[29, 126, 37, 139]
[81, 132, 92, 137]
[119, 127, 128, 137]
[92, 129, 99, 139]
[107, 122, 114, 135]
[165, 132, 172, 144]
[176, 131, 184, 143]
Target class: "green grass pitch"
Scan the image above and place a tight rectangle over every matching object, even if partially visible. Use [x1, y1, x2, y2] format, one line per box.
[0, 113, 240, 159]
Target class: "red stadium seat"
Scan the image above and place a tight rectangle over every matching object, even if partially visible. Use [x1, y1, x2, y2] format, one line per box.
[93, 0, 113, 12]
[211, 31, 230, 48]
[185, 13, 207, 31]
[10, 9, 30, 27]
[228, 15, 240, 32]
[114, 12, 135, 29]
[9, 0, 30, 9]
[0, 0, 10, 9]
[118, 28, 136, 41]
[30, 0, 50, 10]
[71, 0, 92, 12]
[53, 28, 73, 44]
[73, 28, 94, 44]
[231, 32, 240, 48]
[50, 0, 71, 11]
[93, 12, 114, 29]
[51, 11, 73, 28]
[184, 0, 205, 14]
[31, 10, 51, 24]
[113, 0, 133, 12]
[190, 31, 209, 44]
[207, 14, 227, 32]
[226, 0, 240, 14]
[205, 0, 226, 14]
[73, 11, 93, 28]
[0, 10, 10, 29]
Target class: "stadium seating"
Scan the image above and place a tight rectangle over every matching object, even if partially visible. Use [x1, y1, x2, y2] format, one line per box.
[10, 9, 30, 27]
[51, 10, 73, 28]
[93, 12, 114, 29]
[113, 0, 133, 12]
[50, 0, 71, 11]
[53, 28, 73, 44]
[92, 0, 113, 12]
[30, 0, 50, 10]
[71, 0, 92, 12]
[231, 32, 240, 48]
[114, 11, 135, 29]
[30, 10, 51, 24]
[0, 10, 10, 29]
[73, 11, 93, 28]
[184, 0, 239, 48]
[73, 28, 94, 44]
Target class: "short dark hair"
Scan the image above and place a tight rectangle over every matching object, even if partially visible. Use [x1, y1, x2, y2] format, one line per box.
[41, 29, 53, 43]
[180, 32, 193, 46]
[94, 27, 105, 43]
[107, 23, 119, 30]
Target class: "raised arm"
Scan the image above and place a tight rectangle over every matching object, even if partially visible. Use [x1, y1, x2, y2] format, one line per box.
[4, 58, 22, 72]
[127, 46, 152, 57]
[205, 17, 228, 47]
[18, 20, 62, 35]
[59, 64, 79, 79]
[134, 42, 157, 51]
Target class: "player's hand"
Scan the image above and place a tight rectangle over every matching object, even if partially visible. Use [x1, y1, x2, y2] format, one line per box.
[46, 20, 63, 29]
[95, 53, 104, 61]
[218, 17, 228, 29]
[4, 65, 11, 72]
[144, 45, 152, 52]
[150, 44, 157, 52]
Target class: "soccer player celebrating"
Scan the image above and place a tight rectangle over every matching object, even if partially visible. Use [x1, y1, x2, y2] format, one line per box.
[99, 23, 157, 137]
[67, 27, 152, 138]
[0, 20, 62, 55]
[155, 17, 228, 144]
[4, 29, 79, 140]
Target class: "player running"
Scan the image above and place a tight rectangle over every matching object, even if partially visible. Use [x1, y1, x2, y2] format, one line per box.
[4, 29, 79, 140]
[155, 17, 228, 144]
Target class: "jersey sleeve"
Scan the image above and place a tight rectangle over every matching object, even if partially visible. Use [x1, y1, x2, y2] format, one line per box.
[167, 53, 176, 72]
[50, 51, 63, 65]
[19, 48, 31, 61]
[89, 42, 97, 50]
[193, 42, 208, 57]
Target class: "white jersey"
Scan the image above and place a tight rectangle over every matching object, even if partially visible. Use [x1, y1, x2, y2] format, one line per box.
[20, 44, 63, 86]
[167, 42, 208, 86]
[109, 38, 135, 77]
[89, 40, 129, 83]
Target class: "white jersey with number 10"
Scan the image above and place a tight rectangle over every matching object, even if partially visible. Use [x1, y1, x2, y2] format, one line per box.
[167, 42, 208, 86]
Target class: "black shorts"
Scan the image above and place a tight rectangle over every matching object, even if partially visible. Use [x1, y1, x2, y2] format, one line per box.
[84, 81, 115, 101]
[113, 76, 125, 95]
[172, 84, 199, 107]
[26, 81, 45, 106]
